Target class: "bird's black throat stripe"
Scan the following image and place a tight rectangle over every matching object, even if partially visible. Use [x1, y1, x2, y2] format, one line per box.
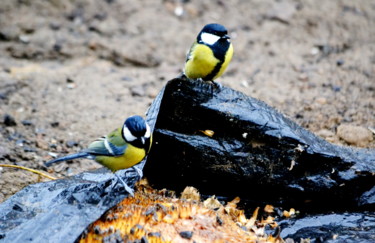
[202, 39, 230, 81]
[204, 60, 224, 81]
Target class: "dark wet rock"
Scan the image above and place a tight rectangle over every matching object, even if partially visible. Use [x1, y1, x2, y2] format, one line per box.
[0, 114, 159, 243]
[0, 167, 144, 242]
[280, 212, 375, 243]
[144, 78, 375, 211]
[0, 78, 373, 242]
[359, 186, 375, 207]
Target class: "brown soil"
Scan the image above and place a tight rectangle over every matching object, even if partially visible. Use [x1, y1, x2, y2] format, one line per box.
[0, 0, 374, 203]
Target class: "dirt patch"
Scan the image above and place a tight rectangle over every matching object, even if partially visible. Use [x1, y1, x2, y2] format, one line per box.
[0, 0, 374, 202]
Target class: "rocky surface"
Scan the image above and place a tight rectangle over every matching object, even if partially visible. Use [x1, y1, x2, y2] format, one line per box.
[145, 78, 375, 211]
[0, 0, 374, 213]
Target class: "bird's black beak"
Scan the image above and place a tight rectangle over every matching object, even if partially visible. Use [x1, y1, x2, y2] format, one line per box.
[222, 34, 230, 39]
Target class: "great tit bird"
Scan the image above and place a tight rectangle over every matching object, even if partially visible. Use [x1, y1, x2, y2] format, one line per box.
[184, 23, 234, 83]
[45, 115, 152, 196]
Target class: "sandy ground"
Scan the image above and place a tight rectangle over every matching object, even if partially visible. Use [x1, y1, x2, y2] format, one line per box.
[0, 0, 374, 203]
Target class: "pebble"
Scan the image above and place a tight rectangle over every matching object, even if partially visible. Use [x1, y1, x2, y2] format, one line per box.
[66, 140, 79, 148]
[3, 114, 17, 126]
[66, 77, 75, 83]
[21, 120, 33, 126]
[267, 1, 296, 24]
[241, 80, 249, 87]
[332, 85, 341, 92]
[179, 231, 193, 240]
[19, 35, 30, 44]
[337, 124, 373, 147]
[23, 146, 36, 153]
[315, 97, 327, 105]
[35, 128, 46, 135]
[50, 122, 59, 127]
[16, 139, 25, 147]
[0, 146, 10, 158]
[174, 6, 184, 17]
[336, 59, 345, 66]
[147, 88, 159, 99]
[121, 76, 132, 81]
[316, 129, 335, 139]
[48, 152, 58, 158]
[310, 47, 320, 55]
[49, 22, 61, 31]
[36, 139, 49, 150]
[298, 73, 309, 81]
[0, 26, 20, 41]
[130, 85, 146, 97]
[66, 83, 76, 89]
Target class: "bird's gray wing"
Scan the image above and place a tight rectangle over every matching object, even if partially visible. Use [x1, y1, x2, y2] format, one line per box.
[185, 42, 197, 62]
[84, 139, 127, 157]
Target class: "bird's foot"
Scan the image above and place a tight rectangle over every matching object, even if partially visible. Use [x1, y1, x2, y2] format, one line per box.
[177, 72, 188, 80]
[210, 80, 222, 90]
[115, 173, 134, 197]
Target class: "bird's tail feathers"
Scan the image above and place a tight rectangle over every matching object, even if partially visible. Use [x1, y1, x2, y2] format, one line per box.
[44, 152, 89, 167]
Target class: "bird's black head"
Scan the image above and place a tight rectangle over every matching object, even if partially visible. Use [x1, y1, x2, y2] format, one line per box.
[201, 23, 228, 37]
[197, 23, 230, 47]
[122, 115, 152, 151]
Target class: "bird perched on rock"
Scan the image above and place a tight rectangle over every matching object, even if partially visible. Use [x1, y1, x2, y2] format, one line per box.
[45, 115, 152, 196]
[183, 23, 234, 83]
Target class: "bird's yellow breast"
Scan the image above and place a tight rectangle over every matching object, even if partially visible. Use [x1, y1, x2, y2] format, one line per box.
[184, 42, 234, 80]
[184, 43, 220, 79]
[95, 145, 146, 172]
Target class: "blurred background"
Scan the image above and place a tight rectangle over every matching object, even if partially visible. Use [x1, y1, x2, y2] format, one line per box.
[0, 0, 374, 202]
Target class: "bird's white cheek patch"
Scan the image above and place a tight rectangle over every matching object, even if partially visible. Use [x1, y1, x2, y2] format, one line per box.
[201, 32, 220, 45]
[123, 126, 137, 142]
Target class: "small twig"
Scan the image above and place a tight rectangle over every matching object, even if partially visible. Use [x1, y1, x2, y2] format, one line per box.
[0, 164, 57, 180]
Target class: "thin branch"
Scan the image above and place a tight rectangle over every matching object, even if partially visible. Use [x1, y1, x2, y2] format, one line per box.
[0, 164, 57, 180]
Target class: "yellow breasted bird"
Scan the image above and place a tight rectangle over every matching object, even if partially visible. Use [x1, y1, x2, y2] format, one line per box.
[45, 115, 152, 196]
[184, 23, 234, 82]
